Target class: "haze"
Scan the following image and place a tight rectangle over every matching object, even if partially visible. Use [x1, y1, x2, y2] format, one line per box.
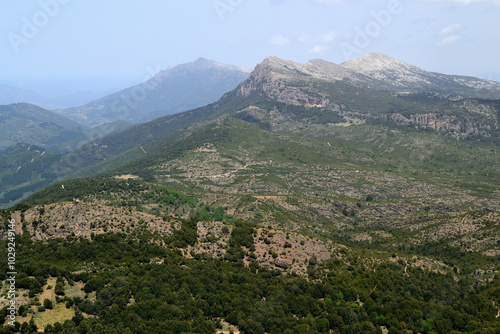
[1, 0, 499, 96]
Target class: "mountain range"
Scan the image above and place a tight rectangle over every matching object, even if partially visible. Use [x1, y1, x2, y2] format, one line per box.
[240, 53, 500, 103]
[0, 103, 133, 153]
[1, 52, 500, 332]
[0, 84, 117, 110]
[1, 53, 499, 207]
[0, 58, 253, 206]
[57, 57, 251, 126]
[0, 103, 87, 152]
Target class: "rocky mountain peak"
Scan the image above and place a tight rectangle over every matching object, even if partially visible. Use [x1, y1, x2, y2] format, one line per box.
[152, 57, 251, 82]
[237, 57, 332, 107]
[261, 55, 291, 66]
[341, 52, 425, 77]
[58, 58, 250, 126]
[305, 58, 360, 81]
[192, 57, 251, 73]
[239, 52, 500, 103]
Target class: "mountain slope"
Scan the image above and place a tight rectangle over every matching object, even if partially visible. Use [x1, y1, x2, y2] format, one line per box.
[27, 53, 500, 169]
[0, 84, 46, 106]
[239, 53, 500, 102]
[0, 103, 87, 151]
[2, 54, 499, 207]
[342, 52, 500, 98]
[59, 58, 250, 126]
[12, 97, 500, 332]
[1, 54, 500, 333]
[55, 54, 499, 247]
[0, 84, 113, 109]
[0, 103, 135, 207]
[0, 143, 61, 206]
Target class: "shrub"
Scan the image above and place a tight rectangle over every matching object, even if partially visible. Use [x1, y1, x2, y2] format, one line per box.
[43, 299, 53, 309]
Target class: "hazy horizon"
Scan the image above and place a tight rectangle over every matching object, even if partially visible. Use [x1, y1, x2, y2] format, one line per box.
[2, 1, 500, 96]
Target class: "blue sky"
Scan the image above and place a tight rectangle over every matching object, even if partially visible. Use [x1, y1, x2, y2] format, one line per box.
[1, 0, 499, 96]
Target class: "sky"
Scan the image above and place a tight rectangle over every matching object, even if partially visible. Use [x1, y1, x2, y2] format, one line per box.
[1, 0, 499, 96]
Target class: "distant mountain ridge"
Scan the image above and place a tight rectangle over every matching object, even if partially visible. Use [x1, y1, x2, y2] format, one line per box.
[0, 103, 132, 153]
[33, 53, 500, 174]
[0, 84, 45, 106]
[59, 58, 251, 126]
[2, 53, 500, 207]
[239, 53, 500, 102]
[0, 84, 114, 110]
[342, 52, 500, 98]
[0, 103, 85, 152]
[45, 53, 500, 178]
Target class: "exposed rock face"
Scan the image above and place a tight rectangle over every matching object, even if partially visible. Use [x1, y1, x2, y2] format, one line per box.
[19, 202, 179, 241]
[238, 57, 328, 108]
[235, 54, 500, 139]
[387, 113, 493, 137]
[239, 53, 500, 104]
[4, 204, 339, 277]
[342, 52, 500, 98]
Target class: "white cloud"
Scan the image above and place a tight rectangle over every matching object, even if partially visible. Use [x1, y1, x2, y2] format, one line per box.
[439, 23, 462, 36]
[298, 31, 337, 44]
[318, 31, 338, 43]
[438, 23, 462, 45]
[439, 35, 462, 45]
[308, 45, 330, 54]
[269, 35, 291, 46]
[298, 30, 337, 55]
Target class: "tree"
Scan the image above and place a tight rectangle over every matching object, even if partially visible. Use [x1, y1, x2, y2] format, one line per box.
[43, 299, 53, 310]
[19, 319, 37, 334]
[55, 277, 65, 296]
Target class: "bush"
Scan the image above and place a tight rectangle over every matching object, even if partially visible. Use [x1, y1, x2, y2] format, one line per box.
[55, 280, 65, 296]
[43, 299, 53, 309]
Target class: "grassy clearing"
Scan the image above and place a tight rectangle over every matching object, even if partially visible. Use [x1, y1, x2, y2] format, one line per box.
[64, 281, 85, 299]
[39, 277, 56, 304]
[30, 302, 75, 329]
[15, 277, 74, 328]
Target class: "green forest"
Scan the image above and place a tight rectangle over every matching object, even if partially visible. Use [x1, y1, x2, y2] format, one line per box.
[1, 208, 500, 334]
